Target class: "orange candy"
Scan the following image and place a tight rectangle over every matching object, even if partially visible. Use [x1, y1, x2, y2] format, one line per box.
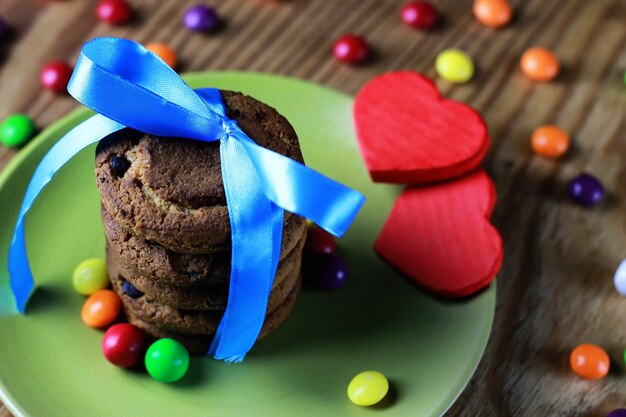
[520, 47, 560, 81]
[531, 125, 570, 158]
[570, 344, 610, 380]
[145, 42, 178, 69]
[81, 289, 122, 328]
[473, 0, 512, 28]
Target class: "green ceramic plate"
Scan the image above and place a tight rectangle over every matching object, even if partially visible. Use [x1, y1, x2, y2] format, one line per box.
[0, 72, 494, 417]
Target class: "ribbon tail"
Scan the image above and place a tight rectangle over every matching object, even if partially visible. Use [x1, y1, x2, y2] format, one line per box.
[236, 133, 365, 237]
[8, 115, 125, 313]
[208, 135, 283, 361]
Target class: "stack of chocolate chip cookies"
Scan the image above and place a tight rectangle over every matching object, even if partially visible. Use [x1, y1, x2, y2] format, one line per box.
[95, 91, 307, 354]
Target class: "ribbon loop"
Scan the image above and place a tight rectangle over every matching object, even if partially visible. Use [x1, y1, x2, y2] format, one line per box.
[8, 37, 365, 362]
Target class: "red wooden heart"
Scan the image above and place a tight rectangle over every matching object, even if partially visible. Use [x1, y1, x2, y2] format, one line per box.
[374, 169, 503, 297]
[353, 71, 489, 184]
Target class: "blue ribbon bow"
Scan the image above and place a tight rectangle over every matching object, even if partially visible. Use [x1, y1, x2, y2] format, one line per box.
[8, 37, 365, 362]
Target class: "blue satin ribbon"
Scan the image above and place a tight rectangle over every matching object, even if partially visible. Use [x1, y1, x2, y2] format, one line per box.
[8, 37, 365, 362]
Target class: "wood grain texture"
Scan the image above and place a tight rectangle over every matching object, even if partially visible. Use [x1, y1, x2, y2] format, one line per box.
[0, 0, 625, 415]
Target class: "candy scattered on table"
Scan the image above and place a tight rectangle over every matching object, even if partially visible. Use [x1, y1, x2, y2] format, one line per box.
[472, 0, 512, 28]
[72, 258, 109, 295]
[613, 259, 626, 296]
[102, 323, 149, 367]
[0, 114, 36, 148]
[520, 47, 560, 82]
[435, 48, 474, 83]
[96, 0, 133, 25]
[332, 34, 369, 65]
[183, 4, 219, 32]
[607, 410, 626, 417]
[570, 344, 610, 380]
[145, 42, 178, 69]
[40, 61, 73, 93]
[347, 371, 389, 406]
[0, 16, 7, 38]
[145, 338, 190, 383]
[530, 125, 570, 158]
[567, 173, 604, 207]
[400, 1, 439, 30]
[353, 71, 488, 184]
[303, 254, 348, 290]
[81, 289, 122, 328]
[304, 226, 336, 255]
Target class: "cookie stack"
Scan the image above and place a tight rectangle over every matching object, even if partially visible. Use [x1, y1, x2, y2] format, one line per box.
[94, 91, 307, 354]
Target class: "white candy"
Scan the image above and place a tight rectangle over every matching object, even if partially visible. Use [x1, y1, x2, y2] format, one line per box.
[613, 259, 626, 296]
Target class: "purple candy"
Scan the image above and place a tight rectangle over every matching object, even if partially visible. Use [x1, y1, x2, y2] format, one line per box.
[303, 254, 348, 290]
[607, 410, 626, 417]
[0, 17, 7, 38]
[183, 5, 219, 32]
[568, 173, 605, 207]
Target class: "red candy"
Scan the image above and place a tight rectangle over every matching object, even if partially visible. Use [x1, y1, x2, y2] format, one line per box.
[401, 1, 439, 29]
[102, 323, 149, 368]
[40, 62, 73, 93]
[96, 0, 133, 25]
[304, 227, 336, 256]
[353, 71, 489, 184]
[333, 35, 369, 65]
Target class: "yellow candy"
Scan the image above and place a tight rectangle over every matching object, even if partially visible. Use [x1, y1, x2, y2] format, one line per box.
[435, 49, 474, 83]
[73, 258, 109, 295]
[347, 370, 389, 406]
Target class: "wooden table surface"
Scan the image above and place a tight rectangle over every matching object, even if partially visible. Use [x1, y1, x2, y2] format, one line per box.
[1, 0, 625, 415]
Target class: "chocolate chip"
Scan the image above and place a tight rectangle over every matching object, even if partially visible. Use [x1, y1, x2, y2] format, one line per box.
[122, 280, 143, 298]
[110, 155, 130, 177]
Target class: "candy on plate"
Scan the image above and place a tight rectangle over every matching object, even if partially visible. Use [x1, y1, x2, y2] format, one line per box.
[145, 338, 190, 383]
[347, 371, 389, 406]
[81, 289, 122, 328]
[72, 258, 109, 295]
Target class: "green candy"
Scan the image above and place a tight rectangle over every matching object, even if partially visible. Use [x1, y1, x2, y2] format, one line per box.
[145, 338, 189, 383]
[0, 114, 36, 148]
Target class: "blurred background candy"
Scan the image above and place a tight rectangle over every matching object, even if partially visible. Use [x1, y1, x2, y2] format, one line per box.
[96, 0, 133, 25]
[40, 61, 73, 93]
[400, 1, 439, 30]
[0, 114, 36, 148]
[520, 47, 560, 81]
[568, 173, 604, 207]
[332, 34, 369, 65]
[183, 4, 219, 32]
